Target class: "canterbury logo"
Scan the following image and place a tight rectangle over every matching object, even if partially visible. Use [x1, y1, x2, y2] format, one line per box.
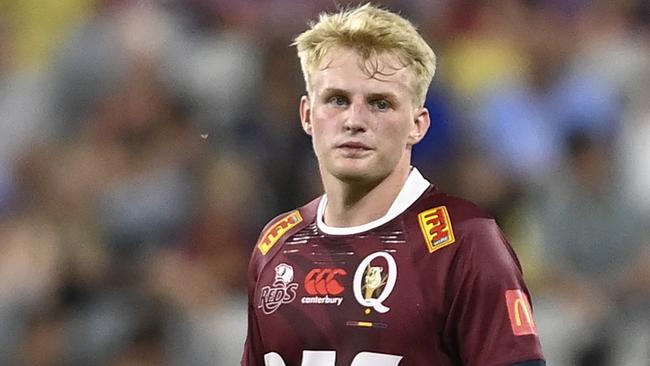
[258, 211, 303, 255]
[417, 206, 455, 253]
[304, 268, 347, 295]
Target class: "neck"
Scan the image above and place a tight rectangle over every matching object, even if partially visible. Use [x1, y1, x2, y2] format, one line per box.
[322, 163, 411, 227]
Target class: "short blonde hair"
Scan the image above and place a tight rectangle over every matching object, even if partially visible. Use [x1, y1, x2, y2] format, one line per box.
[293, 3, 436, 106]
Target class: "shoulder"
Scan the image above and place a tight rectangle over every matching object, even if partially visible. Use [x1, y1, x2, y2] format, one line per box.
[410, 188, 493, 226]
[416, 191, 524, 277]
[250, 196, 320, 261]
[413, 189, 492, 223]
[407, 188, 501, 254]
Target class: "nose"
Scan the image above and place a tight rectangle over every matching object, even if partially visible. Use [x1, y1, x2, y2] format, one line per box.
[343, 98, 368, 133]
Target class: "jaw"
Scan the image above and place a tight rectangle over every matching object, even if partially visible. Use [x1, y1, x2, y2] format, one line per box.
[326, 153, 380, 183]
[322, 150, 405, 188]
[315, 137, 413, 189]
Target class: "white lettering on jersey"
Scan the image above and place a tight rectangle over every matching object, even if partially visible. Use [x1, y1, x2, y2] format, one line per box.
[264, 352, 286, 366]
[302, 350, 336, 365]
[352, 352, 403, 366]
[263, 351, 403, 366]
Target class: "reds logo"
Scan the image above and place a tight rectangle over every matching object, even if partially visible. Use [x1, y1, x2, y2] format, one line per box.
[258, 264, 299, 314]
[417, 206, 455, 253]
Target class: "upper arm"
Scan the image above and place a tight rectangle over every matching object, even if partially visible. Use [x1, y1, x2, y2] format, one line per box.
[242, 248, 263, 366]
[444, 218, 545, 366]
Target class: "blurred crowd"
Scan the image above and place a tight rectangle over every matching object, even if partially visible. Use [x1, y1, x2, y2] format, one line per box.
[0, 0, 648, 365]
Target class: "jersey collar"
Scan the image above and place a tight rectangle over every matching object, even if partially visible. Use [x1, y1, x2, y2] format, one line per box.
[316, 167, 431, 235]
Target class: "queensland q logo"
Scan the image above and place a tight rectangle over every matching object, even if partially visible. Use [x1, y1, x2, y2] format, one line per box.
[353, 252, 397, 313]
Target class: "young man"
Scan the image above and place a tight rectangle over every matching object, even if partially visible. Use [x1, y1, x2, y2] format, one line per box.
[242, 4, 545, 366]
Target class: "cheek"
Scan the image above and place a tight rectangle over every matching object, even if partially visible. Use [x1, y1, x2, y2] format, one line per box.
[313, 106, 337, 123]
[378, 117, 411, 143]
[310, 109, 338, 137]
[309, 112, 335, 153]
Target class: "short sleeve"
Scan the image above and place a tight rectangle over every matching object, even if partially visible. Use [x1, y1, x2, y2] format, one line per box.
[443, 218, 544, 366]
[241, 247, 264, 366]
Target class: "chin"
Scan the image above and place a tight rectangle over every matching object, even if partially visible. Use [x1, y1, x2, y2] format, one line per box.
[328, 161, 388, 184]
[332, 170, 370, 183]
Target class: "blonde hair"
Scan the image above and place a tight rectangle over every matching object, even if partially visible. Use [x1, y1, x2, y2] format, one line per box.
[293, 3, 436, 106]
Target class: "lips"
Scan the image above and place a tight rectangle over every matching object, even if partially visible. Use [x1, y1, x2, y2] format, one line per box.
[337, 141, 371, 150]
[335, 141, 373, 158]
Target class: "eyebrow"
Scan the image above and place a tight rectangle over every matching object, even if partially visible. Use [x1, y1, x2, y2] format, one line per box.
[366, 92, 398, 102]
[320, 88, 399, 101]
[321, 88, 349, 96]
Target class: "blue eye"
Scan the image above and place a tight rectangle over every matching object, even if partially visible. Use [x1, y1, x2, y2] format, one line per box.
[329, 96, 348, 106]
[372, 99, 391, 110]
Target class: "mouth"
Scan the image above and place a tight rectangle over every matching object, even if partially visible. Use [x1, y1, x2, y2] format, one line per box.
[337, 141, 372, 150]
[335, 141, 373, 157]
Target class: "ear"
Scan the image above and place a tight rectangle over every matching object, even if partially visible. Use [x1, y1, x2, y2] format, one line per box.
[300, 95, 313, 136]
[407, 107, 430, 147]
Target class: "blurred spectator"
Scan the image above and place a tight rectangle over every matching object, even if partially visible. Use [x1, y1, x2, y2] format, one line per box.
[535, 132, 649, 366]
[472, 0, 620, 185]
[0, 0, 94, 72]
[0, 211, 63, 365]
[442, 0, 527, 102]
[0, 16, 57, 214]
[620, 102, 650, 216]
[234, 36, 319, 213]
[412, 85, 458, 188]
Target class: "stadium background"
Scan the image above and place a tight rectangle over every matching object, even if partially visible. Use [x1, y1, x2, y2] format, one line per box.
[0, 0, 649, 365]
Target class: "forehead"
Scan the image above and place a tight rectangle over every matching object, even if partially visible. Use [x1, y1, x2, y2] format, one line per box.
[311, 47, 414, 96]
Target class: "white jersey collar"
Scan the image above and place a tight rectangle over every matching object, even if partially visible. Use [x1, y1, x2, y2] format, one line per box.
[316, 167, 431, 235]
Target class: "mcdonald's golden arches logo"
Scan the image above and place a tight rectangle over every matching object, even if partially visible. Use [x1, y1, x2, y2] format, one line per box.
[505, 289, 537, 336]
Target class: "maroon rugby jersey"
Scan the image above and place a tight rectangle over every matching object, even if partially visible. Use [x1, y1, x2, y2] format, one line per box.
[242, 169, 544, 366]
